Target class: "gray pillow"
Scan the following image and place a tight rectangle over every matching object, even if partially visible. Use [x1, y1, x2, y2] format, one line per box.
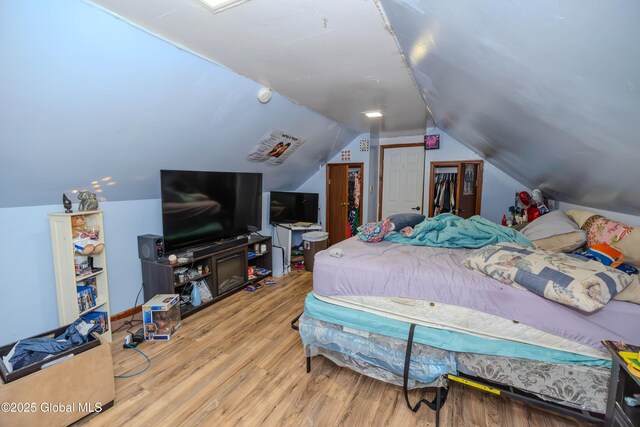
[520, 210, 585, 241]
[387, 213, 425, 231]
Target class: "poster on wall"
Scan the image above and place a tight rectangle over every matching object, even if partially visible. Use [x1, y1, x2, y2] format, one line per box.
[245, 129, 306, 165]
[424, 134, 440, 150]
[463, 164, 475, 196]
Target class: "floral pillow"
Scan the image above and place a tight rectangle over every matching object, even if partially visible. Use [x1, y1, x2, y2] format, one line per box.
[463, 243, 634, 312]
[582, 215, 633, 247]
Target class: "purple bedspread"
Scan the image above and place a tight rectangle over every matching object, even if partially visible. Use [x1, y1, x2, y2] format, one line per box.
[313, 237, 640, 352]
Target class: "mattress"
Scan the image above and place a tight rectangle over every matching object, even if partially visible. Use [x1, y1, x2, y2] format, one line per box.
[304, 294, 609, 366]
[313, 237, 640, 353]
[299, 314, 610, 414]
[315, 293, 607, 359]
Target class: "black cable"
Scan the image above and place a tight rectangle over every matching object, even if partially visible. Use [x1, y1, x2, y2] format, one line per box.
[114, 283, 143, 333]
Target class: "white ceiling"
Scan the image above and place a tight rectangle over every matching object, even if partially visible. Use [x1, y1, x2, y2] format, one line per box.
[89, 0, 427, 136]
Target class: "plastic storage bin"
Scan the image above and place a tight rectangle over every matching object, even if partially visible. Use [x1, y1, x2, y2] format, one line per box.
[302, 231, 329, 272]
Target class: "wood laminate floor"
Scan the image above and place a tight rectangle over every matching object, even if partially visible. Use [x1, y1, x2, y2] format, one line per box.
[80, 272, 591, 427]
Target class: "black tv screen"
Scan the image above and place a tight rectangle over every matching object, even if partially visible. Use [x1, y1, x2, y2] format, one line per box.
[269, 191, 319, 224]
[161, 170, 262, 252]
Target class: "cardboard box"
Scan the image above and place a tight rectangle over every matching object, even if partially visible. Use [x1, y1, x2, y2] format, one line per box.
[0, 331, 114, 426]
[142, 294, 182, 341]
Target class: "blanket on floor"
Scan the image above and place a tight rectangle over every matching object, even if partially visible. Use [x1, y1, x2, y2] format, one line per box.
[384, 214, 533, 249]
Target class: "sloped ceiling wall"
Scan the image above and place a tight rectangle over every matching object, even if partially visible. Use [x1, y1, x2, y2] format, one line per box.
[0, 0, 358, 208]
[87, 0, 427, 136]
[380, 0, 640, 214]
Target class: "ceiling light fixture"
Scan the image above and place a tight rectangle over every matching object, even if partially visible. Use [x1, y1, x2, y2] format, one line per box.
[364, 111, 383, 118]
[195, 0, 250, 14]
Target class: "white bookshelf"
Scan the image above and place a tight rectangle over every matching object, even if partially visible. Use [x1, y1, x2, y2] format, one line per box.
[49, 210, 112, 342]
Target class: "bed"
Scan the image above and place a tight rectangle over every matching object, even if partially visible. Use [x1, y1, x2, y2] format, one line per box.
[295, 236, 640, 423]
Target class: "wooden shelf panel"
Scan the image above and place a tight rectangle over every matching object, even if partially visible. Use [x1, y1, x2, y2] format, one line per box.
[75, 268, 104, 282]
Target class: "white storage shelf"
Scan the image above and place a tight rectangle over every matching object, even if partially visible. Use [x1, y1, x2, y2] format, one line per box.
[49, 210, 112, 342]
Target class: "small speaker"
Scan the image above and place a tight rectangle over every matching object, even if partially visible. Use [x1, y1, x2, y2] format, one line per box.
[138, 234, 164, 261]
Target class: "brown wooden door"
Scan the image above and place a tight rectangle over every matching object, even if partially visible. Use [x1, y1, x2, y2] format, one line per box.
[327, 164, 348, 245]
[456, 161, 483, 218]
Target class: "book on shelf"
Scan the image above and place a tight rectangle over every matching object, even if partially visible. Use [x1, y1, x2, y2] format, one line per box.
[81, 311, 109, 333]
[84, 277, 98, 300]
[76, 285, 97, 312]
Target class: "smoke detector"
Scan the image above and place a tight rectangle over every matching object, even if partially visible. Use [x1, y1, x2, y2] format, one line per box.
[257, 87, 272, 104]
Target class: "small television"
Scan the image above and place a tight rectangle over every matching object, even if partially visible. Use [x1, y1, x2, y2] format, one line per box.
[269, 191, 319, 225]
[161, 170, 262, 252]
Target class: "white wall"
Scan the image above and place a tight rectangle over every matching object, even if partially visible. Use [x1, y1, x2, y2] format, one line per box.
[299, 128, 529, 226]
[296, 133, 370, 228]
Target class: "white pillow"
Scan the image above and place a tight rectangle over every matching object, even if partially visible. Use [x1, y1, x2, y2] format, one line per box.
[520, 211, 585, 241]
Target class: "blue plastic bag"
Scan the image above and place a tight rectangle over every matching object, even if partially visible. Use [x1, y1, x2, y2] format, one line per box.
[191, 282, 201, 306]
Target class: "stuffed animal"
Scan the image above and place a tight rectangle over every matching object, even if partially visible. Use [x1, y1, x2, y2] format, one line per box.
[71, 215, 104, 255]
[71, 216, 86, 238]
[78, 191, 99, 211]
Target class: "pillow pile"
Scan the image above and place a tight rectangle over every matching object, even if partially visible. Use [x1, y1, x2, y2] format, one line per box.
[566, 209, 640, 305]
[566, 209, 639, 268]
[519, 210, 586, 252]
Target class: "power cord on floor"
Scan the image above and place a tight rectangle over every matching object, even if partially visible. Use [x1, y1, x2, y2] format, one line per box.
[114, 344, 151, 379]
[113, 283, 144, 334]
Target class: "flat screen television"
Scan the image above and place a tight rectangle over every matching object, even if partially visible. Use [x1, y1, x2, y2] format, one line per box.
[269, 191, 319, 225]
[161, 170, 262, 252]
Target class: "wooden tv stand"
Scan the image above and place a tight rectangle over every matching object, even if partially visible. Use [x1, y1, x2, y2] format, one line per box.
[141, 235, 272, 318]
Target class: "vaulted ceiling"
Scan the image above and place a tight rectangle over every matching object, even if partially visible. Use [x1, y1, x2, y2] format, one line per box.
[89, 0, 640, 215]
[2, 0, 638, 214]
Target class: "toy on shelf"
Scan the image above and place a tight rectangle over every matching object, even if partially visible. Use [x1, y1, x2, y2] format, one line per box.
[506, 189, 550, 227]
[78, 190, 99, 212]
[71, 215, 104, 256]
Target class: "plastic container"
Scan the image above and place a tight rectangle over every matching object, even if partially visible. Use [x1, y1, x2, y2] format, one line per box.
[302, 231, 329, 272]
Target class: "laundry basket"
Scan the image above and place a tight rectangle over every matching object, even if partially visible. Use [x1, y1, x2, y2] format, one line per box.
[302, 231, 329, 272]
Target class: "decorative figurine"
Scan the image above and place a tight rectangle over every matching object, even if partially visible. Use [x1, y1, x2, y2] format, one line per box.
[78, 190, 99, 211]
[63, 193, 73, 213]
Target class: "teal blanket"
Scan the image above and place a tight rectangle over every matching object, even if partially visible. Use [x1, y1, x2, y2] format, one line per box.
[385, 213, 533, 248]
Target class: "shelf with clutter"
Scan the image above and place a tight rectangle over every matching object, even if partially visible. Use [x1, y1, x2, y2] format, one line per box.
[49, 207, 112, 342]
[502, 189, 550, 228]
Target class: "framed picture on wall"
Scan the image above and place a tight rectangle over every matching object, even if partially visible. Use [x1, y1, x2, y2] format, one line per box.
[424, 134, 440, 150]
[463, 164, 475, 195]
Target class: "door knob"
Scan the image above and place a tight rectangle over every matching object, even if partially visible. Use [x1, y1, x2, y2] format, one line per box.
[411, 206, 420, 211]
[341, 203, 347, 206]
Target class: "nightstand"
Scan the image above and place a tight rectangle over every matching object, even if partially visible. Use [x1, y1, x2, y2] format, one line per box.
[603, 340, 640, 427]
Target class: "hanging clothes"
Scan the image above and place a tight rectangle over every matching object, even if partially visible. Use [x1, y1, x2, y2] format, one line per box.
[348, 170, 361, 235]
[433, 172, 458, 216]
